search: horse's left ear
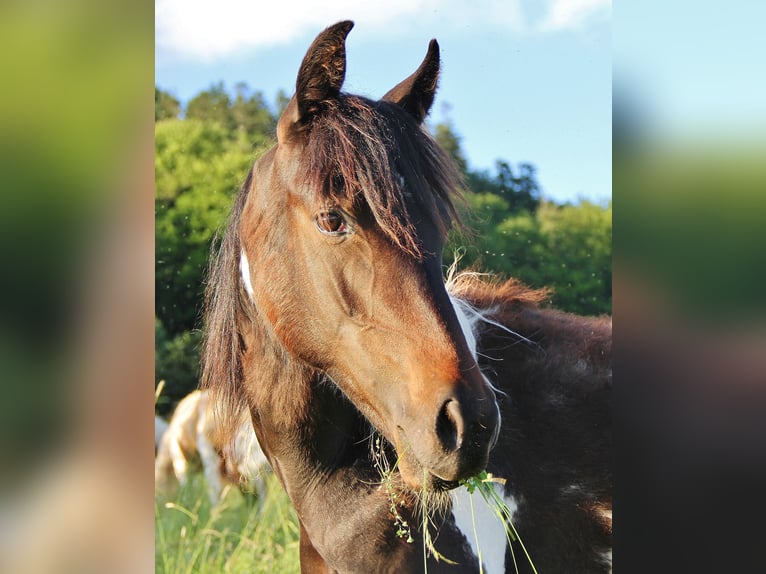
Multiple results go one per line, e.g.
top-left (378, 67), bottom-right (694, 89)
top-left (382, 39), bottom-right (440, 124)
top-left (277, 20), bottom-right (353, 141)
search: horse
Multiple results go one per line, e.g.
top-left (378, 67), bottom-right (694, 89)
top-left (154, 389), bottom-right (269, 504)
top-left (201, 21), bottom-right (611, 573)
top-left (155, 414), bottom-right (168, 453)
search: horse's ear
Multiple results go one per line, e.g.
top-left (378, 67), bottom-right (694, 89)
top-left (382, 39), bottom-right (440, 124)
top-left (282, 21), bottom-right (353, 131)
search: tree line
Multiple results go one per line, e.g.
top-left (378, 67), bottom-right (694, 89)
top-left (155, 84), bottom-right (611, 412)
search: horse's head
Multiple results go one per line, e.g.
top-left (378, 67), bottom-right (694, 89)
top-left (239, 21), bottom-right (499, 490)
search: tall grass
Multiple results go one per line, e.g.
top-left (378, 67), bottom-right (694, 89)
top-left (155, 472), bottom-right (300, 574)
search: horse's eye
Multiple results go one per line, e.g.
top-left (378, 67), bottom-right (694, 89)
top-left (316, 211), bottom-right (349, 235)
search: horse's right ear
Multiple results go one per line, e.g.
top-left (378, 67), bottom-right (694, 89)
top-left (382, 39), bottom-right (440, 124)
top-left (277, 20), bottom-right (353, 141)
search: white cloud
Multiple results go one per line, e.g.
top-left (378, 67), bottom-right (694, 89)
top-left (155, 0), bottom-right (437, 60)
top-left (538, 0), bottom-right (611, 32)
top-left (155, 0), bottom-right (528, 61)
top-left (155, 0), bottom-right (607, 61)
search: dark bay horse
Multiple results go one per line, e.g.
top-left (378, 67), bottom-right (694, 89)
top-left (202, 21), bottom-right (611, 573)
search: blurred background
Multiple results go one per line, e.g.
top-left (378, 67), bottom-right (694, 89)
top-left (0, 0), bottom-right (764, 572)
top-left (613, 2), bottom-right (766, 572)
top-left (0, 0), bottom-right (154, 572)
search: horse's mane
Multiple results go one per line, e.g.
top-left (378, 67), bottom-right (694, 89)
top-left (445, 267), bottom-right (550, 309)
top-left (199, 169), bottom-right (251, 444)
top-left (303, 94), bottom-right (465, 258)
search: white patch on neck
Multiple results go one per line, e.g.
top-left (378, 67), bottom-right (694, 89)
top-left (240, 250), bottom-right (255, 301)
top-left (450, 484), bottom-right (518, 574)
top-left (449, 294), bottom-right (479, 356)
top-left (448, 295), bottom-right (507, 403)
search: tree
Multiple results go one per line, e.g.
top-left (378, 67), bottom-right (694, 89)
top-left (231, 82), bottom-right (278, 138)
top-left (431, 118), bottom-right (609, 316)
top-left (447, 188), bottom-right (611, 317)
top-left (185, 82), bottom-right (233, 127)
top-left (465, 161), bottom-right (541, 215)
top-left (155, 119), bottom-right (269, 337)
top-left (432, 121), bottom-right (468, 175)
top-left (455, 200), bottom-right (612, 316)
top-left (155, 317), bottom-right (203, 415)
top-left (155, 86), bottom-right (180, 121)
top-left (155, 84), bottom-right (284, 399)
top-left (185, 81), bottom-right (278, 141)
top-left (537, 200), bottom-right (611, 315)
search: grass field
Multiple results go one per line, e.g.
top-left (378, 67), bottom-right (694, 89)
top-left (155, 472), bottom-right (300, 573)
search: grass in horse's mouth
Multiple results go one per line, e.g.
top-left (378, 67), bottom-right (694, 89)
top-left (370, 435), bottom-right (414, 543)
top-left (369, 433), bottom-right (455, 562)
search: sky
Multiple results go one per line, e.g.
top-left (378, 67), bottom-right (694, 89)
top-left (613, 1), bottom-right (766, 143)
top-left (155, 0), bottom-right (612, 204)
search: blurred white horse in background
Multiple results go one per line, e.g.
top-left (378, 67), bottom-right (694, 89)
top-left (154, 389), bottom-right (269, 504)
top-left (154, 415), bottom-right (168, 452)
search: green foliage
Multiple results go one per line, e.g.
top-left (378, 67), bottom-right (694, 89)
top-left (155, 318), bottom-right (203, 416)
top-left (433, 120), bottom-right (468, 174)
top-left (429, 120), bottom-right (611, 317)
top-left (186, 82), bottom-right (232, 128)
top-left (155, 119), bottom-right (271, 337)
top-left (186, 81), bottom-right (277, 141)
top-left (156, 87), bottom-right (181, 121)
top-left (466, 160), bottom-right (541, 214)
top-left (432, 122), bottom-right (540, 215)
top-left (155, 86), bottom-right (281, 408)
top-left (454, 202), bottom-right (611, 316)
top-left (451, 199), bottom-right (612, 316)
top-left (535, 201), bottom-right (612, 315)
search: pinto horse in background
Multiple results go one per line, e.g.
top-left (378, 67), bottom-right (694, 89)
top-left (154, 389), bottom-right (269, 504)
top-left (202, 21), bottom-right (611, 573)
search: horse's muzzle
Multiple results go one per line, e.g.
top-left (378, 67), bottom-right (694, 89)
top-left (401, 387), bottom-right (501, 485)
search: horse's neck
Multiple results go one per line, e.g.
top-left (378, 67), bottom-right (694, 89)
top-left (241, 317), bottom-right (372, 499)
top-left (243, 324), bottom-right (476, 572)
top-left (247, 369), bottom-right (412, 570)
top-left (240, 313), bottom-right (313, 427)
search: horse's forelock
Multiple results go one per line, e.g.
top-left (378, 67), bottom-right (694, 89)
top-left (302, 94), bottom-right (464, 258)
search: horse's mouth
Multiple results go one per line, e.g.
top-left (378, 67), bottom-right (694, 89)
top-left (399, 455), bottom-right (463, 494)
top-left (374, 430), bottom-right (464, 494)
top-left (429, 475), bottom-right (461, 491)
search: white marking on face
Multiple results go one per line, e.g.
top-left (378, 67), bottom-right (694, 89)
top-left (240, 250), bottom-right (255, 301)
top-left (450, 484), bottom-right (518, 574)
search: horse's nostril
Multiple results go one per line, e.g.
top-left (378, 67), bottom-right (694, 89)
top-left (436, 399), bottom-right (464, 452)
